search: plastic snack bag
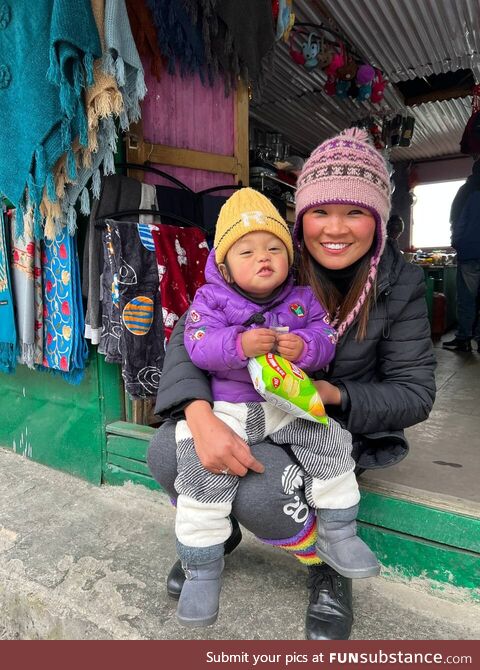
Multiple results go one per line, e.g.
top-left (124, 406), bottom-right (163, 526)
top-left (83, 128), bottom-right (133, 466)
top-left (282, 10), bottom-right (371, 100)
top-left (248, 353), bottom-right (328, 425)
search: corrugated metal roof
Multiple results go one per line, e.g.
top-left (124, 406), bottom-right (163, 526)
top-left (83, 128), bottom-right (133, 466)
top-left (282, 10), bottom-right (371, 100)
top-left (250, 0), bottom-right (480, 161)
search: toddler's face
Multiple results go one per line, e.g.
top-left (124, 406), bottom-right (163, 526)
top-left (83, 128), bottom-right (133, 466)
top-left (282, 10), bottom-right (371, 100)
top-left (221, 231), bottom-right (289, 298)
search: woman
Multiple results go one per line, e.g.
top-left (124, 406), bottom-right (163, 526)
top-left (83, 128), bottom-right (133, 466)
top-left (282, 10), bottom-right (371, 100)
top-left (148, 128), bottom-right (436, 640)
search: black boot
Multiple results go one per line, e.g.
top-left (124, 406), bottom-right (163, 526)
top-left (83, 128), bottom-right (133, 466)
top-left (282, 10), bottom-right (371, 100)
top-left (167, 517), bottom-right (242, 600)
top-left (442, 337), bottom-right (472, 352)
top-left (305, 563), bottom-right (353, 640)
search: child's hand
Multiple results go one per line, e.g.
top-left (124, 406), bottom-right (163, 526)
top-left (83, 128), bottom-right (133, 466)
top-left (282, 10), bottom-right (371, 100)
top-left (241, 328), bottom-right (276, 358)
top-left (276, 333), bottom-right (305, 362)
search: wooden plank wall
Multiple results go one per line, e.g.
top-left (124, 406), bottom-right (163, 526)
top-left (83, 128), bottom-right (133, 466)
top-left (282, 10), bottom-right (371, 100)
top-left (135, 67), bottom-right (241, 190)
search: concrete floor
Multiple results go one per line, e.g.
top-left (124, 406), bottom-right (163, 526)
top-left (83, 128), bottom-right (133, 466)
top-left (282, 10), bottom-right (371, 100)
top-left (1, 447), bottom-right (479, 640)
top-left (362, 336), bottom-right (480, 515)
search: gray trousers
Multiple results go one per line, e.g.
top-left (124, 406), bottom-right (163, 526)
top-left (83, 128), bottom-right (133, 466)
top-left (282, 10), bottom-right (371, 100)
top-left (175, 402), bottom-right (357, 509)
top-left (148, 419), bottom-right (350, 542)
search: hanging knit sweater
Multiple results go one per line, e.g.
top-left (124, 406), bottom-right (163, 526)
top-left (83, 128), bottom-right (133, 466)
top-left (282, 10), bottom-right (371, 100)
top-left (0, 0), bottom-right (101, 237)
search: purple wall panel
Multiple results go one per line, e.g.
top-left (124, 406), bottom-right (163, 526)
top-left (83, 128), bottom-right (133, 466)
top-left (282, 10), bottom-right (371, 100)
top-left (140, 67), bottom-right (235, 191)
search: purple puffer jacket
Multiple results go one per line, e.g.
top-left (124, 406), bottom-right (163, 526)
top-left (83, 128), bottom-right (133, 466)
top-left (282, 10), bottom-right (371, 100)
top-left (184, 251), bottom-right (337, 403)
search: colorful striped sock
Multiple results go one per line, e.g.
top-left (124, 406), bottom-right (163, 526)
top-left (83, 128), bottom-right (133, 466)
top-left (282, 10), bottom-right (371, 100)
top-left (258, 510), bottom-right (321, 565)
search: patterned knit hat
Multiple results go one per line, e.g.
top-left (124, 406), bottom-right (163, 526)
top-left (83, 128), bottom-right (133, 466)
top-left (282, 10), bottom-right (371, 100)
top-left (294, 127), bottom-right (391, 337)
top-left (214, 187), bottom-right (294, 265)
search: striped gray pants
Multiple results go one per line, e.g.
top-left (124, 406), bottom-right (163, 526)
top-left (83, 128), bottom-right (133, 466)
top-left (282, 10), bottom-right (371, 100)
top-left (175, 401), bottom-right (358, 513)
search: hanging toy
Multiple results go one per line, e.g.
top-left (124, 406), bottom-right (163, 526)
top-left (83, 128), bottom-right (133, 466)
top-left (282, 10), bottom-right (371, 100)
top-left (336, 79), bottom-right (351, 98)
top-left (302, 33), bottom-right (320, 69)
top-left (336, 54), bottom-right (358, 82)
top-left (356, 63), bottom-right (375, 101)
top-left (324, 42), bottom-right (345, 77)
top-left (275, 0), bottom-right (295, 42)
top-left (324, 75), bottom-right (336, 96)
top-left (371, 69), bottom-right (387, 103)
top-left (324, 42), bottom-right (345, 96)
top-left (317, 34), bottom-right (333, 69)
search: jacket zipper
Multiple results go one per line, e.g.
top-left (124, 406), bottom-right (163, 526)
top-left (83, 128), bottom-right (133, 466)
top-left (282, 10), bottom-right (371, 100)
top-left (382, 288), bottom-right (392, 339)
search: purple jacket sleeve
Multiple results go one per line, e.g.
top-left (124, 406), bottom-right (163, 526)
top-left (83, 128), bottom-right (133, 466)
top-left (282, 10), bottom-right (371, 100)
top-left (184, 286), bottom-right (248, 372)
top-left (291, 290), bottom-right (337, 373)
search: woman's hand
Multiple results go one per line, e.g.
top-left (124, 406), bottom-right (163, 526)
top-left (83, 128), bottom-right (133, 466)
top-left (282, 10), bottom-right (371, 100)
top-left (184, 401), bottom-right (265, 476)
top-left (313, 380), bottom-right (342, 406)
top-left (276, 333), bottom-right (305, 361)
top-left (241, 328), bottom-right (276, 358)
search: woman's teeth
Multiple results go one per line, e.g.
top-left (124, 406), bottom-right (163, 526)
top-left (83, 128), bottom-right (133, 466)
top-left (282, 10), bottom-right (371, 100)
top-left (322, 243), bottom-right (349, 250)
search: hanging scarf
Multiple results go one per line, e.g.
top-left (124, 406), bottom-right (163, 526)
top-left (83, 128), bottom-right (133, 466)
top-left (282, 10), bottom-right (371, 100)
top-left (125, 0), bottom-right (164, 82)
top-left (104, 0), bottom-right (148, 129)
top-left (34, 239), bottom-right (44, 365)
top-left (98, 222), bottom-right (123, 362)
top-left (0, 210), bottom-right (16, 373)
top-left (10, 210), bottom-right (37, 368)
top-left (146, 0), bottom-right (209, 82)
top-left (41, 230), bottom-right (88, 383)
top-left (107, 200), bottom-right (165, 398)
top-left (152, 224), bottom-right (209, 342)
top-left (0, 0), bottom-right (101, 238)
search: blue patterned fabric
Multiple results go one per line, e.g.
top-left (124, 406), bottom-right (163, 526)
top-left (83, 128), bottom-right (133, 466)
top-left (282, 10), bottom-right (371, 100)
top-left (41, 230), bottom-right (88, 383)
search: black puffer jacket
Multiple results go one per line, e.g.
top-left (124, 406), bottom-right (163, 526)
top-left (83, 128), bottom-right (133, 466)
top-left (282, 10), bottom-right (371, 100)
top-left (154, 240), bottom-right (436, 469)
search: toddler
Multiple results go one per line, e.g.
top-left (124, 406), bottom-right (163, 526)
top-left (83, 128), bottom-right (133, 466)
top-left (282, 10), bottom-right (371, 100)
top-left (174, 188), bottom-right (379, 628)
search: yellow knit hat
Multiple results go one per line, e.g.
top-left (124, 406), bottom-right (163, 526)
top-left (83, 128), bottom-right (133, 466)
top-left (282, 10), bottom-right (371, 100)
top-left (214, 188), bottom-right (294, 265)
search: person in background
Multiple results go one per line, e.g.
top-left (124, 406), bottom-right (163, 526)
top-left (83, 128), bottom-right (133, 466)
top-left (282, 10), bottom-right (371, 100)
top-left (443, 159), bottom-right (480, 353)
top-left (386, 214), bottom-right (405, 244)
top-left (148, 128), bottom-right (436, 640)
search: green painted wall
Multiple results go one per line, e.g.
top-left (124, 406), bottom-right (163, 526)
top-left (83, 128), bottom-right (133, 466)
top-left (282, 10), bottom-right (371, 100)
top-left (0, 350), bottom-right (123, 484)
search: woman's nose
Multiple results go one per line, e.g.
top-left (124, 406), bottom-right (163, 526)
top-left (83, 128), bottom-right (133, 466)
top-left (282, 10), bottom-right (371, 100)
top-left (324, 216), bottom-right (348, 235)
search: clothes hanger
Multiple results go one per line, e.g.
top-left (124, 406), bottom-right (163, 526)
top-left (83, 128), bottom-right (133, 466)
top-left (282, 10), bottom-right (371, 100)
top-left (95, 208), bottom-right (208, 233)
top-left (114, 162), bottom-right (195, 193)
top-left (195, 183), bottom-right (244, 197)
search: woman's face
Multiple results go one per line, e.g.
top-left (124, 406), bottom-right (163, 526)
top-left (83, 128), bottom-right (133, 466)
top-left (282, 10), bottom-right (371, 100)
top-left (302, 203), bottom-right (376, 270)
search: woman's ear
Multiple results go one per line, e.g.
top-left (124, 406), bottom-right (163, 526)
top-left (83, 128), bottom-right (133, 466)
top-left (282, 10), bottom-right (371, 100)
top-left (218, 263), bottom-right (233, 283)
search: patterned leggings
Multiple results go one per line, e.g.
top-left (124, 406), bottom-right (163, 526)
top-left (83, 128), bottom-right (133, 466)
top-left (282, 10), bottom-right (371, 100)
top-left (173, 402), bottom-right (358, 556)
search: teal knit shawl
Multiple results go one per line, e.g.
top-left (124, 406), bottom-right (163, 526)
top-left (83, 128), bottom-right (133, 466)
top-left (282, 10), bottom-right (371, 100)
top-left (0, 0), bottom-right (101, 235)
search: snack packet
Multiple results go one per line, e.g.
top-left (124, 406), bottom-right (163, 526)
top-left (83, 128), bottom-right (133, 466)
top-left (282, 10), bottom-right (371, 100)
top-left (248, 353), bottom-right (328, 425)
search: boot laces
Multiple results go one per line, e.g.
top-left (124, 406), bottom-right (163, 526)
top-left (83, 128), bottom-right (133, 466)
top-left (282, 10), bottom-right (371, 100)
top-left (307, 564), bottom-right (345, 603)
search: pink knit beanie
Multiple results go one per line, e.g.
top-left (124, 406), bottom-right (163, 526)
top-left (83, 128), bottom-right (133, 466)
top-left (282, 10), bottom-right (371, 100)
top-left (294, 127), bottom-right (391, 337)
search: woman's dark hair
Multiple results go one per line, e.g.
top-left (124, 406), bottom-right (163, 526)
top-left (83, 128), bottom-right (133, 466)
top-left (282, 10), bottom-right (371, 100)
top-left (298, 244), bottom-right (375, 341)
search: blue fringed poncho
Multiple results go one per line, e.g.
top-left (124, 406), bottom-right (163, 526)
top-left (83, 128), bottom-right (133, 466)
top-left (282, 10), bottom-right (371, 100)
top-left (0, 0), bottom-right (101, 234)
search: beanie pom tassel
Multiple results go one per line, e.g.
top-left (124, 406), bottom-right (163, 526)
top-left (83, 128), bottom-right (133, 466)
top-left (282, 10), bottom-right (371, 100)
top-left (340, 127), bottom-right (370, 142)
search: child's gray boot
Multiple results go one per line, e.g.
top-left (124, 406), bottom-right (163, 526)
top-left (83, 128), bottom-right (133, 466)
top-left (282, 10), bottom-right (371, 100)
top-left (315, 505), bottom-right (380, 579)
top-left (176, 552), bottom-right (225, 628)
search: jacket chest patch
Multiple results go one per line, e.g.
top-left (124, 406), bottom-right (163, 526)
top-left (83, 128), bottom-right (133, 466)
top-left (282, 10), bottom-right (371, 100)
top-left (289, 302), bottom-right (305, 318)
top-left (191, 326), bottom-right (206, 340)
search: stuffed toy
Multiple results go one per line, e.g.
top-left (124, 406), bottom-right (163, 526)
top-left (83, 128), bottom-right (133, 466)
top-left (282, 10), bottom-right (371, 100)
top-left (356, 63), bottom-right (375, 101)
top-left (302, 33), bottom-right (320, 69)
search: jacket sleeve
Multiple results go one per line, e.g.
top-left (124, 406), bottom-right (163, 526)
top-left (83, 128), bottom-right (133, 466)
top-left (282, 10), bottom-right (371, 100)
top-left (290, 291), bottom-right (337, 373)
top-left (184, 286), bottom-right (248, 372)
top-left (342, 266), bottom-right (436, 435)
top-left (153, 312), bottom-right (213, 421)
